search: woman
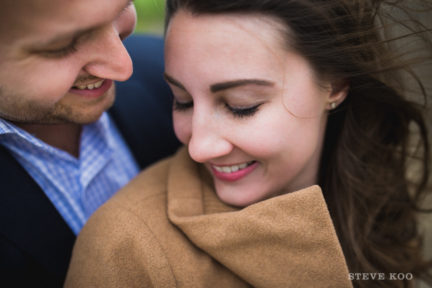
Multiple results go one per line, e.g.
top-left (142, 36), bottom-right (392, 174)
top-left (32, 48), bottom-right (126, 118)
top-left (65, 0), bottom-right (432, 287)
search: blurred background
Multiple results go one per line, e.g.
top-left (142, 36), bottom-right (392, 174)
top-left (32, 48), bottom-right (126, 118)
top-left (134, 0), bottom-right (166, 35)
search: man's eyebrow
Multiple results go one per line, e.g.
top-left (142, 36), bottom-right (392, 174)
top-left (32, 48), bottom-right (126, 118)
top-left (210, 79), bottom-right (275, 93)
top-left (35, 0), bottom-right (133, 47)
top-left (164, 73), bottom-right (186, 90)
top-left (34, 29), bottom-right (90, 48)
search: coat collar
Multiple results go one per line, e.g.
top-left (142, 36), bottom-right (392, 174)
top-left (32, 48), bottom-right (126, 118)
top-left (167, 147), bottom-right (352, 288)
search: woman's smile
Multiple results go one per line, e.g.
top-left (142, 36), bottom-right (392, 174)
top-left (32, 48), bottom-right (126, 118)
top-left (209, 160), bottom-right (258, 182)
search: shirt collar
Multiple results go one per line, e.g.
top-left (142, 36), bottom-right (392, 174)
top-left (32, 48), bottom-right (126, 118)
top-left (0, 113), bottom-right (113, 162)
top-left (0, 117), bottom-right (53, 151)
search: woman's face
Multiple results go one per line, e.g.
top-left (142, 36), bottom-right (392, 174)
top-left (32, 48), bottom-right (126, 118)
top-left (165, 11), bottom-right (343, 207)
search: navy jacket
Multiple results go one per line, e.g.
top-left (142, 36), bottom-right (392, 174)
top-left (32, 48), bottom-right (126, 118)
top-left (0, 35), bottom-right (180, 288)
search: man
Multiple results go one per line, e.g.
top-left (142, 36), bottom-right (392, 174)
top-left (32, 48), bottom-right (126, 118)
top-left (0, 0), bottom-right (179, 286)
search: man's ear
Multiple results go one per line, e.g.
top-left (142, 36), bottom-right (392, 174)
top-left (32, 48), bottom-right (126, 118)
top-left (327, 80), bottom-right (349, 110)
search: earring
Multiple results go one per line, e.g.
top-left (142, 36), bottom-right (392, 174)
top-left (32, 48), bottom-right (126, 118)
top-left (330, 102), bottom-right (337, 109)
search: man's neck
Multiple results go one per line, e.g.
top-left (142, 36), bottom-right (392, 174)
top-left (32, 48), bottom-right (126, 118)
top-left (13, 123), bottom-right (82, 158)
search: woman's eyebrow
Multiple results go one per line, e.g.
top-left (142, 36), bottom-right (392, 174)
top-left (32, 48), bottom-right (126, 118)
top-left (164, 73), bottom-right (186, 90)
top-left (164, 73), bottom-right (275, 93)
top-left (210, 79), bottom-right (275, 93)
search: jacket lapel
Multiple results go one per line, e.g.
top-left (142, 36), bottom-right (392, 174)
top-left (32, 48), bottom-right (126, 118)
top-left (0, 145), bottom-right (75, 284)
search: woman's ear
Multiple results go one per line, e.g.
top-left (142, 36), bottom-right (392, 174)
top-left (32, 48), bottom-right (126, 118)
top-left (327, 80), bottom-right (349, 110)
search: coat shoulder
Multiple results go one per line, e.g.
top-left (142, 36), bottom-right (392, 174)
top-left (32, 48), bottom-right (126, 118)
top-left (66, 158), bottom-right (177, 288)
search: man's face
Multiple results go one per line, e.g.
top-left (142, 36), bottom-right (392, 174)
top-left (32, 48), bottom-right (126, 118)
top-left (0, 0), bottom-right (136, 125)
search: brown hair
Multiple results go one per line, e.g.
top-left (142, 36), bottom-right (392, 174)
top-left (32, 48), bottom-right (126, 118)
top-left (165, 0), bottom-right (432, 287)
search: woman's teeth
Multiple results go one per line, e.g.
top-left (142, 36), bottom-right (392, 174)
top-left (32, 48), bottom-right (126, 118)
top-left (74, 80), bottom-right (104, 90)
top-left (213, 161), bottom-right (255, 173)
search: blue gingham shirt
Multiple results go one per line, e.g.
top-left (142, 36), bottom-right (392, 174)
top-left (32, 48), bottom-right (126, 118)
top-left (0, 113), bottom-right (139, 235)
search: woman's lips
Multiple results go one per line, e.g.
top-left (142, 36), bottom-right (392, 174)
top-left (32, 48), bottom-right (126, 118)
top-left (69, 79), bottom-right (113, 98)
top-left (210, 161), bottom-right (258, 182)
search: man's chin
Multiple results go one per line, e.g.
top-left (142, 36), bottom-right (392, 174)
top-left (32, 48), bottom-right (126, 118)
top-left (57, 107), bottom-right (111, 125)
top-left (27, 107), bottom-right (110, 126)
top-left (55, 91), bottom-right (116, 124)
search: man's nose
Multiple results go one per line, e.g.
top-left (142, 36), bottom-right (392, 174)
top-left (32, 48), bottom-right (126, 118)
top-left (82, 25), bottom-right (133, 82)
top-left (187, 112), bottom-right (233, 163)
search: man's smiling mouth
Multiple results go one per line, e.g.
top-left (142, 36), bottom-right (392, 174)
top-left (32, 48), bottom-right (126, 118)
top-left (72, 79), bottom-right (105, 90)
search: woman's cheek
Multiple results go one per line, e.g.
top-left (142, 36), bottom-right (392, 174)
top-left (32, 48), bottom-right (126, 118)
top-left (173, 113), bottom-right (192, 145)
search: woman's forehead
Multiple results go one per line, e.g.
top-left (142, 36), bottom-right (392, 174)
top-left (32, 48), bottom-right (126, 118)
top-left (164, 11), bottom-right (292, 86)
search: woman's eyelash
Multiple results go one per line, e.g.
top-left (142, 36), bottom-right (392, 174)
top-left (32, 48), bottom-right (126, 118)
top-left (173, 99), bottom-right (261, 118)
top-left (226, 104), bottom-right (261, 118)
top-left (173, 100), bottom-right (193, 111)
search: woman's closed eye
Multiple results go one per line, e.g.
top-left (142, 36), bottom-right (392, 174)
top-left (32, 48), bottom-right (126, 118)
top-left (173, 99), bottom-right (261, 118)
top-left (173, 99), bottom-right (193, 111)
top-left (225, 103), bottom-right (261, 118)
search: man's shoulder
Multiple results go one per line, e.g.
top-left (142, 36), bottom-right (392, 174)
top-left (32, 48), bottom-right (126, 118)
top-left (66, 155), bottom-right (180, 288)
top-left (0, 145), bottom-right (75, 286)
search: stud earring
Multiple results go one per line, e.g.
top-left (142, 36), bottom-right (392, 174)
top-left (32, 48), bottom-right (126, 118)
top-left (330, 102), bottom-right (337, 109)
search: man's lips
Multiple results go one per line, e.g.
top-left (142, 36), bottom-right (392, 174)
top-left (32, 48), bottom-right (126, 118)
top-left (69, 79), bottom-right (113, 98)
top-left (72, 79), bottom-right (105, 90)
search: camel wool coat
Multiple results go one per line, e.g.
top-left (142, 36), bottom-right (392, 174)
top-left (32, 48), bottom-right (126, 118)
top-left (65, 147), bottom-right (352, 288)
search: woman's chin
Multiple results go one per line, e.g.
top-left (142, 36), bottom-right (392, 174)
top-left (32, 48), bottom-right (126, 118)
top-left (214, 183), bottom-right (266, 207)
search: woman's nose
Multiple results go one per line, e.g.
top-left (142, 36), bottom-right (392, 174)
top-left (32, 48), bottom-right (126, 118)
top-left (187, 112), bottom-right (233, 163)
